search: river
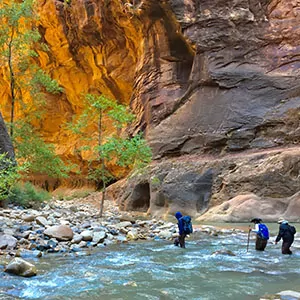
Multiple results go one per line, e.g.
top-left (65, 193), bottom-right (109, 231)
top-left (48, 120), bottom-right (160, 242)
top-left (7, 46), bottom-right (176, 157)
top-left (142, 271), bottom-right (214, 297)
top-left (0, 224), bottom-right (299, 300)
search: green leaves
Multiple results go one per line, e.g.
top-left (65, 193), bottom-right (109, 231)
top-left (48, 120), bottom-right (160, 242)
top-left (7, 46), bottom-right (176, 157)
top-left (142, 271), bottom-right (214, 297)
top-left (101, 134), bottom-right (152, 169)
top-left (0, 0), bottom-right (66, 180)
top-left (0, 153), bottom-right (25, 202)
top-left (13, 121), bottom-right (70, 179)
top-left (69, 94), bottom-right (152, 184)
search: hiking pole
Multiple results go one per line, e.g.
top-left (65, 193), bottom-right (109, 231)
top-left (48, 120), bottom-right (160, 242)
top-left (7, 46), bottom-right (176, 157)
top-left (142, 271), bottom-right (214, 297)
top-left (246, 226), bottom-right (251, 252)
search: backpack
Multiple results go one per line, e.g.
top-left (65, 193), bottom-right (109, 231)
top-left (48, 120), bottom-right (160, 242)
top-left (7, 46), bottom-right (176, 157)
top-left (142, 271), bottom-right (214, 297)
top-left (258, 224), bottom-right (269, 240)
top-left (181, 216), bottom-right (193, 234)
top-left (289, 225), bottom-right (296, 235)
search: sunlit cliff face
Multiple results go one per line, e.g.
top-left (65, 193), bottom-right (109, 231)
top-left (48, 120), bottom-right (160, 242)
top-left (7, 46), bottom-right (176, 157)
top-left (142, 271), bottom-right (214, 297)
top-left (1, 0), bottom-right (300, 188)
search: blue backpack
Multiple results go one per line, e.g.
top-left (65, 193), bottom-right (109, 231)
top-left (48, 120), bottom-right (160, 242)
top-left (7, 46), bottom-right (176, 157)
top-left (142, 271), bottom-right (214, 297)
top-left (181, 216), bottom-right (193, 234)
top-left (258, 224), bottom-right (269, 240)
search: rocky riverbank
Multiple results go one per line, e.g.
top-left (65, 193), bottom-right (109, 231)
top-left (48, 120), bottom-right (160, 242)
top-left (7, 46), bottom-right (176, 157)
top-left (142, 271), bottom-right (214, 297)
top-left (0, 194), bottom-right (240, 261)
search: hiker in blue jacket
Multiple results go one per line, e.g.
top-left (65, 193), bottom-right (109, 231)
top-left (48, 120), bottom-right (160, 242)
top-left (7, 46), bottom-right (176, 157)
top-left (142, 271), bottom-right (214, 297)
top-left (174, 211), bottom-right (186, 248)
top-left (250, 218), bottom-right (269, 251)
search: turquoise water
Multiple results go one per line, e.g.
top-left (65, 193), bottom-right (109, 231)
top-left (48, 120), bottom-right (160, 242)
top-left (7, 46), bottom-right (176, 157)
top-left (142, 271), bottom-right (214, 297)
top-left (0, 230), bottom-right (299, 300)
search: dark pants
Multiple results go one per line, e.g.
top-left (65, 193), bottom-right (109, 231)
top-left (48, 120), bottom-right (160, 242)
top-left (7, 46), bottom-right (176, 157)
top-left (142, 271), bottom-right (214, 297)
top-left (174, 234), bottom-right (186, 248)
top-left (255, 236), bottom-right (267, 251)
top-left (282, 241), bottom-right (293, 254)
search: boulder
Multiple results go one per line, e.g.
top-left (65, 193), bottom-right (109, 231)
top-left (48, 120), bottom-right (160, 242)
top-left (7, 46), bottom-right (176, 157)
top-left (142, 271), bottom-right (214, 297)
top-left (4, 258), bottom-right (37, 277)
top-left (44, 225), bottom-right (73, 241)
top-left (0, 234), bottom-right (17, 250)
top-left (113, 222), bottom-right (132, 229)
top-left (22, 214), bottom-right (35, 222)
top-left (277, 290), bottom-right (300, 299)
top-left (197, 192), bottom-right (300, 222)
top-left (80, 230), bottom-right (93, 241)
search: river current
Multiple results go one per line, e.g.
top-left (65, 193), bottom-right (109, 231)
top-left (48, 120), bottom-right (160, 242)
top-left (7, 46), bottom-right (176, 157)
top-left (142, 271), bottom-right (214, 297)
top-left (0, 224), bottom-right (299, 300)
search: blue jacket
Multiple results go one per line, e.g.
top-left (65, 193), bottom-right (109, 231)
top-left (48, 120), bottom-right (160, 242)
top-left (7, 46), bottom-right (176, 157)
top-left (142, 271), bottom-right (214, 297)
top-left (175, 212), bottom-right (184, 235)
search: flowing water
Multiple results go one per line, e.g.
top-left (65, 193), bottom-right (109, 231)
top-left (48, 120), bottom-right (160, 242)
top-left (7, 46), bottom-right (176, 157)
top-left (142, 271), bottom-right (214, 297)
top-left (0, 225), bottom-right (299, 300)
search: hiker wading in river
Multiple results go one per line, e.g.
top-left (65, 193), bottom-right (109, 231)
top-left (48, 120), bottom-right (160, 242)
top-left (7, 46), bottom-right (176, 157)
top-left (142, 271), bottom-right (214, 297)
top-left (249, 218), bottom-right (269, 251)
top-left (174, 212), bottom-right (193, 248)
top-left (275, 217), bottom-right (296, 255)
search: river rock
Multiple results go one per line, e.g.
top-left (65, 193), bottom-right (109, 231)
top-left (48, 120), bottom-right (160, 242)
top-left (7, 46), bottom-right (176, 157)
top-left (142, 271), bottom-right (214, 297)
top-left (113, 221), bottom-right (132, 229)
top-left (36, 216), bottom-right (49, 227)
top-left (22, 214), bottom-right (35, 222)
top-left (44, 225), bottom-right (73, 241)
top-left (277, 290), bottom-right (300, 299)
top-left (158, 230), bottom-right (173, 239)
top-left (4, 257), bottom-right (37, 277)
top-left (211, 250), bottom-right (236, 256)
top-left (81, 230), bottom-right (93, 241)
top-left (119, 214), bottom-right (136, 224)
top-left (0, 234), bottom-right (17, 250)
top-left (78, 241), bottom-right (87, 248)
top-left (126, 229), bottom-right (139, 241)
top-left (72, 233), bottom-right (83, 244)
top-left (92, 231), bottom-right (106, 244)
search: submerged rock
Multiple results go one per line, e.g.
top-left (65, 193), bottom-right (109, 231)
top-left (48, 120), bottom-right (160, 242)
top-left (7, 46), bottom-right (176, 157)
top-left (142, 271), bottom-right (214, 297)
top-left (211, 249), bottom-right (236, 256)
top-left (4, 257), bottom-right (37, 277)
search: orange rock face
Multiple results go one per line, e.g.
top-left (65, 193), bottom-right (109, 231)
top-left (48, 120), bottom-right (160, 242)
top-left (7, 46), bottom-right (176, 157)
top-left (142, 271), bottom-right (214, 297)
top-left (0, 0), bottom-right (300, 193)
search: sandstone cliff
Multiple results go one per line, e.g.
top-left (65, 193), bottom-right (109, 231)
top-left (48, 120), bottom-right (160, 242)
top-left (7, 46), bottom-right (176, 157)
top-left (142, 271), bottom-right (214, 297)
top-left (0, 0), bottom-right (299, 220)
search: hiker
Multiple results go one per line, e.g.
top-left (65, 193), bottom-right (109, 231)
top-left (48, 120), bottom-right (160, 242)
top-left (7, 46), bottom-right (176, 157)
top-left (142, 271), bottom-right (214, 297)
top-left (275, 217), bottom-right (296, 255)
top-left (174, 211), bottom-right (193, 248)
top-left (250, 218), bottom-right (269, 251)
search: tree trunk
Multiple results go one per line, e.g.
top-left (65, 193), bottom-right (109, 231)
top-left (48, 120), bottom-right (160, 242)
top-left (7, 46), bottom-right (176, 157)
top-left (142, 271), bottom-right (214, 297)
top-left (0, 111), bottom-right (15, 208)
top-left (0, 112), bottom-right (15, 160)
top-left (98, 110), bottom-right (105, 217)
top-left (8, 28), bottom-right (16, 138)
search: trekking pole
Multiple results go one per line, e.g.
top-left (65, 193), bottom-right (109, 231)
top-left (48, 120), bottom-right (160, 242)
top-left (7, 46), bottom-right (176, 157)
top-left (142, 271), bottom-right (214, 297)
top-left (246, 226), bottom-right (251, 252)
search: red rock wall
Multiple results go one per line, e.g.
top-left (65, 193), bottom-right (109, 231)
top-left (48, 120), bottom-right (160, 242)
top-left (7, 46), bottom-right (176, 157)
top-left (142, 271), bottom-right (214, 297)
top-left (0, 0), bottom-right (299, 186)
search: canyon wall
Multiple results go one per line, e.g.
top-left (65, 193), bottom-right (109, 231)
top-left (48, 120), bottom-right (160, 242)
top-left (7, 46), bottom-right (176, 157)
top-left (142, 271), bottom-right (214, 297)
top-left (0, 0), bottom-right (299, 219)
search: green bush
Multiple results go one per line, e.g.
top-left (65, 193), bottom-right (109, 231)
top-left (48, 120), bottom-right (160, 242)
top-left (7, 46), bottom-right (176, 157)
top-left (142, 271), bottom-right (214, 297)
top-left (8, 182), bottom-right (51, 208)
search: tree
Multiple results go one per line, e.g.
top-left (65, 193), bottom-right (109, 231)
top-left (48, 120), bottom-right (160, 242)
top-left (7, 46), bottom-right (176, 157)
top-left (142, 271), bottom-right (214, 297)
top-left (69, 94), bottom-right (152, 216)
top-left (0, 0), bottom-right (68, 179)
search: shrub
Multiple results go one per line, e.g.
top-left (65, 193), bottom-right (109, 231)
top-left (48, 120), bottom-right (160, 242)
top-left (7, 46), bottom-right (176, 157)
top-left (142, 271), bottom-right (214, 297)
top-left (8, 182), bottom-right (51, 208)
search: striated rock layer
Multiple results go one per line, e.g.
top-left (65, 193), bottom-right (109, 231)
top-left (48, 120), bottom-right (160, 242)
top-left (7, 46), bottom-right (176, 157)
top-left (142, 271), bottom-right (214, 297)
top-left (0, 0), bottom-right (299, 218)
top-left (108, 148), bottom-right (300, 221)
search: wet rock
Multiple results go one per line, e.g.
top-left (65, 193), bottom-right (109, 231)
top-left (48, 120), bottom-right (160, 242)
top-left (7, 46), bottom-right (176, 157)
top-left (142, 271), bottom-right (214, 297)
top-left (0, 234), bottom-right (17, 250)
top-left (277, 290), bottom-right (300, 299)
top-left (4, 257), bottom-right (37, 277)
top-left (44, 225), bottom-right (74, 241)
top-left (127, 229), bottom-right (139, 241)
top-left (158, 230), bottom-right (173, 239)
top-left (211, 250), bottom-right (236, 256)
